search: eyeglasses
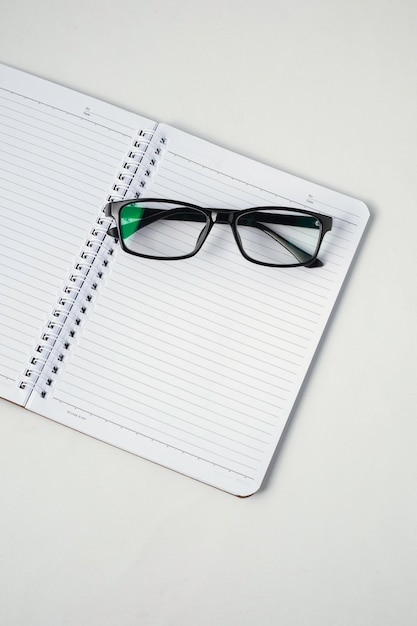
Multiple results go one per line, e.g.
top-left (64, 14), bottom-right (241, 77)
top-left (104, 198), bottom-right (333, 268)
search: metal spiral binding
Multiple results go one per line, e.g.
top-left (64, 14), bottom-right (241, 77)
top-left (106, 129), bottom-right (167, 201)
top-left (19, 127), bottom-right (167, 397)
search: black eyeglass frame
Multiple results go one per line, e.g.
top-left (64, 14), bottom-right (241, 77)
top-left (104, 198), bottom-right (333, 268)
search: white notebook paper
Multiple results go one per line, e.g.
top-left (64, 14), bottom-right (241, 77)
top-left (0, 63), bottom-right (369, 495)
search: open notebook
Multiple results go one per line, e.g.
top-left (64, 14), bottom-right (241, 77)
top-left (0, 63), bottom-right (369, 495)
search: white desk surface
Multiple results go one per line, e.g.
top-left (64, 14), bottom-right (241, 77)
top-left (1, 2), bottom-right (416, 625)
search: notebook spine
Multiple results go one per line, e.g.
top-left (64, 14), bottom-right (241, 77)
top-left (19, 127), bottom-right (167, 397)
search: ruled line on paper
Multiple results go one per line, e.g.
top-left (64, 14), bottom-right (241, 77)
top-left (0, 88), bottom-right (136, 137)
top-left (0, 329), bottom-right (33, 348)
top-left (164, 152), bottom-right (295, 205)
top-left (0, 275), bottom-right (57, 303)
top-left (85, 325), bottom-right (293, 402)
top-left (0, 351), bottom-right (28, 369)
top-left (0, 194), bottom-right (96, 227)
top-left (0, 129), bottom-right (115, 183)
top-left (115, 246), bottom-right (330, 309)
top-left (0, 240), bottom-right (70, 277)
top-left (164, 150), bottom-right (364, 222)
top-left (69, 331), bottom-right (288, 415)
top-left (60, 365), bottom-right (277, 441)
top-left (0, 371), bottom-right (16, 383)
top-left (0, 120), bottom-right (121, 171)
top-left (90, 312), bottom-right (299, 380)
top-left (52, 396), bottom-right (257, 480)
top-left (0, 187), bottom-right (99, 224)
top-left (0, 308), bottom-right (43, 332)
top-left (101, 288), bottom-right (315, 356)
top-left (53, 388), bottom-right (262, 473)
top-left (0, 93), bottom-right (135, 141)
top-left (0, 288), bottom-right (51, 314)
top-left (0, 156), bottom-right (105, 197)
top-left (0, 343), bottom-right (28, 363)
top-left (77, 110), bottom-right (139, 133)
top-left (104, 278), bottom-right (315, 351)
top-left (0, 135), bottom-right (109, 186)
top-left (0, 158), bottom-right (106, 202)
top-left (94, 299), bottom-right (304, 376)
top-left (112, 271), bottom-right (324, 340)
top-left (59, 370), bottom-right (267, 460)
top-left (56, 385), bottom-right (263, 470)
top-left (4, 222), bottom-right (77, 257)
top-left (0, 183), bottom-right (97, 218)
top-left (62, 335), bottom-right (284, 428)
top-left (0, 112), bottom-right (129, 159)
top-left (64, 357), bottom-right (273, 445)
top-left (0, 225), bottom-right (78, 262)
top-left (0, 255), bottom-right (64, 285)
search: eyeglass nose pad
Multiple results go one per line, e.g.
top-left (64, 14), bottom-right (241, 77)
top-left (195, 219), bottom-right (212, 249)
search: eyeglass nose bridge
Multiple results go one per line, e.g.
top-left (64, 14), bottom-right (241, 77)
top-left (195, 210), bottom-right (234, 251)
top-left (212, 210), bottom-right (234, 225)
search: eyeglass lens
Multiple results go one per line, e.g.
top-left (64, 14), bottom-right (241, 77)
top-left (120, 202), bottom-right (209, 258)
top-left (235, 209), bottom-right (322, 265)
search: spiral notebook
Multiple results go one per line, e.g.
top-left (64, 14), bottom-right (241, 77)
top-left (0, 63), bottom-right (369, 495)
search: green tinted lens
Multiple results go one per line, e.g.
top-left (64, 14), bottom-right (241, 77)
top-left (120, 203), bottom-right (145, 240)
top-left (119, 202), bottom-right (209, 258)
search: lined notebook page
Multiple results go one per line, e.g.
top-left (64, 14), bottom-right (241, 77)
top-left (31, 125), bottom-right (369, 495)
top-left (0, 64), bottom-right (154, 403)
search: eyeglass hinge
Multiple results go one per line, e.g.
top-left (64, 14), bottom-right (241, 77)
top-left (107, 226), bottom-right (118, 238)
